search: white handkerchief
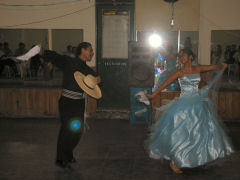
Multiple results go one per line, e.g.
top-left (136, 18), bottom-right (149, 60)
top-left (135, 91), bottom-right (150, 106)
top-left (16, 45), bottom-right (40, 61)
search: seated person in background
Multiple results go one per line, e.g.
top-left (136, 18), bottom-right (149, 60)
top-left (0, 43), bottom-right (4, 58)
top-left (3, 42), bottom-right (13, 57)
top-left (30, 54), bottom-right (43, 77)
top-left (64, 45), bottom-right (75, 58)
top-left (0, 57), bottom-right (19, 77)
top-left (14, 42), bottom-right (28, 56)
top-left (0, 42), bottom-right (19, 77)
top-left (30, 45), bottom-right (43, 77)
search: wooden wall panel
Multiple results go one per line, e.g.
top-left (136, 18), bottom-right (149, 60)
top-left (232, 92), bottom-right (240, 119)
top-left (48, 89), bottom-right (54, 115)
top-left (152, 94), bottom-right (161, 107)
top-left (0, 88), bottom-right (239, 120)
top-left (10, 89), bottom-right (18, 115)
top-left (152, 91), bottom-right (240, 120)
top-left (0, 88), bottom-right (62, 117)
top-left (86, 96), bottom-right (97, 115)
top-left (225, 92), bottom-right (233, 118)
top-left (218, 92), bottom-right (226, 118)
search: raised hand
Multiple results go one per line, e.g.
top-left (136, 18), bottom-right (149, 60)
top-left (146, 94), bottom-right (154, 100)
top-left (96, 76), bottom-right (101, 84)
top-left (38, 44), bottom-right (43, 55)
top-left (16, 45), bottom-right (41, 61)
top-left (217, 62), bottom-right (227, 69)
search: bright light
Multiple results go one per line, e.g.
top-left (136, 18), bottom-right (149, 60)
top-left (148, 34), bottom-right (162, 48)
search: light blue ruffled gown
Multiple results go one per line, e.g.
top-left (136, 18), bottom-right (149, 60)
top-left (148, 73), bottom-right (234, 168)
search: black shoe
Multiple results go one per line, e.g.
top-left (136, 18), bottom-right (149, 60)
top-left (55, 160), bottom-right (72, 169)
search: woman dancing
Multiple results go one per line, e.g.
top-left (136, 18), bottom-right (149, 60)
top-left (146, 48), bottom-right (234, 174)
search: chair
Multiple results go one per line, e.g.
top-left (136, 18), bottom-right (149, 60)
top-left (19, 61), bottom-right (31, 80)
top-left (2, 65), bottom-right (14, 79)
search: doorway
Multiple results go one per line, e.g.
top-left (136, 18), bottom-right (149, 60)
top-left (96, 4), bottom-right (134, 109)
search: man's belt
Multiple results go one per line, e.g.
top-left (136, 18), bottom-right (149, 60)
top-left (62, 89), bottom-right (85, 99)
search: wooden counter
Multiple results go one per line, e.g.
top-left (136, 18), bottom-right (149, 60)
top-left (0, 86), bottom-right (239, 119)
top-left (0, 70), bottom-right (239, 119)
top-left (0, 87), bottom-right (97, 118)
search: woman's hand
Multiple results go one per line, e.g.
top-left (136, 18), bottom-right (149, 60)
top-left (38, 44), bottom-right (43, 55)
top-left (217, 62), bottom-right (227, 69)
top-left (146, 94), bottom-right (154, 100)
top-left (96, 76), bottom-right (101, 84)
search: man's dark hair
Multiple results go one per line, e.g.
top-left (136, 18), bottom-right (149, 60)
top-left (75, 42), bottom-right (92, 58)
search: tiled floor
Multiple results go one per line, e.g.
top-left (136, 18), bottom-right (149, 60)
top-left (0, 117), bottom-right (239, 180)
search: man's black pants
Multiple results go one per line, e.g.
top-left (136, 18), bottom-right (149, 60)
top-left (57, 96), bottom-right (85, 162)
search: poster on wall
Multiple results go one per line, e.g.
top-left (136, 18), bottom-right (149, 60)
top-left (102, 11), bottom-right (129, 59)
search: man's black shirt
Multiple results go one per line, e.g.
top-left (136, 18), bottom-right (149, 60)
top-left (43, 50), bottom-right (97, 93)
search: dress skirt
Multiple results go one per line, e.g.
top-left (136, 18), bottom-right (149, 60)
top-left (148, 93), bottom-right (234, 168)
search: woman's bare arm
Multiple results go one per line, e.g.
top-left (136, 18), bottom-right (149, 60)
top-left (147, 70), bottom-right (181, 99)
top-left (196, 62), bottom-right (227, 72)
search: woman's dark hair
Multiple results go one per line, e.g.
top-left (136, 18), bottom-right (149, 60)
top-left (75, 42), bottom-right (92, 58)
top-left (179, 48), bottom-right (195, 61)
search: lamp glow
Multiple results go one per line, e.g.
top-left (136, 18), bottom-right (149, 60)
top-left (149, 34), bottom-right (162, 48)
top-left (170, 18), bottom-right (174, 26)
